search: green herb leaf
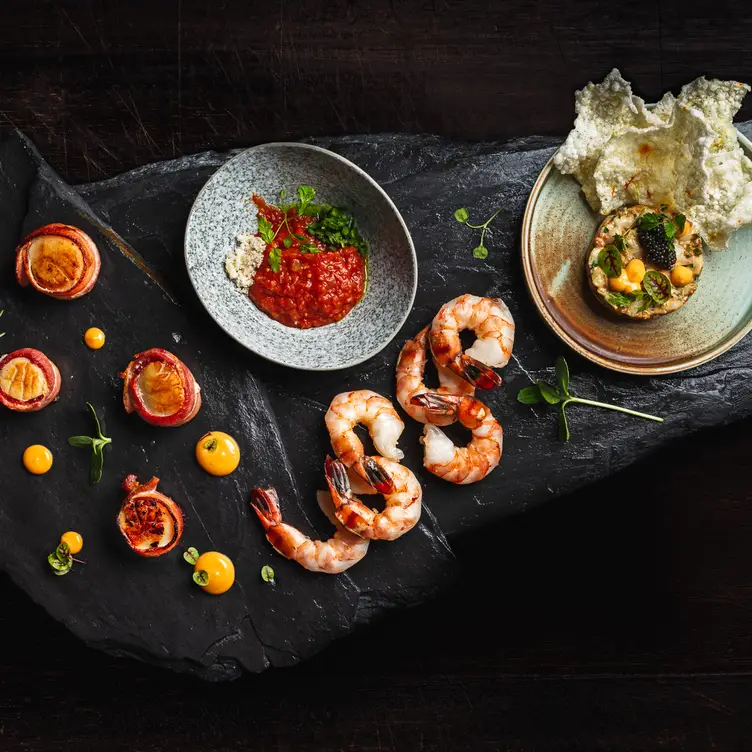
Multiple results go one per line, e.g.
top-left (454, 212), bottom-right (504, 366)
top-left (193, 570), bottom-right (210, 587)
top-left (279, 188), bottom-right (287, 203)
top-left (472, 245), bottom-right (488, 260)
top-left (86, 402), bottom-right (105, 440)
top-left (664, 221), bottom-right (677, 239)
top-left (454, 207), bottom-right (469, 223)
top-left (537, 380), bottom-right (561, 405)
top-left (261, 565), bottom-right (275, 583)
top-left (282, 236), bottom-right (293, 249)
top-left (48, 553), bottom-right (71, 574)
top-left (268, 247), bottom-right (282, 273)
top-left (642, 270), bottom-right (671, 304)
top-left (597, 245), bottom-right (623, 278)
top-left (517, 385), bottom-right (543, 405)
top-left (90, 447), bottom-right (104, 485)
top-left (183, 547), bottom-right (200, 565)
top-left (67, 436), bottom-right (94, 448)
top-left (257, 215), bottom-right (276, 244)
top-left (299, 243), bottom-right (321, 254)
top-left (674, 214), bottom-right (686, 235)
top-left (56, 542), bottom-right (71, 562)
top-left (293, 233), bottom-right (306, 241)
top-left (606, 292), bottom-right (636, 308)
top-left (558, 404), bottom-right (570, 441)
top-left (637, 213), bottom-right (662, 231)
top-left (297, 185), bottom-right (316, 214)
top-left (612, 234), bottom-right (627, 253)
top-left (555, 356), bottom-right (570, 397)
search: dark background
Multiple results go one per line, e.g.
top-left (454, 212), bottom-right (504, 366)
top-left (2, 1), bottom-right (752, 749)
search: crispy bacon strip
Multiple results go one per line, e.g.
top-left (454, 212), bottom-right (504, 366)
top-left (117, 474), bottom-right (184, 558)
top-left (120, 348), bottom-right (201, 427)
top-left (0, 348), bottom-right (61, 412)
top-left (16, 223), bottom-right (101, 300)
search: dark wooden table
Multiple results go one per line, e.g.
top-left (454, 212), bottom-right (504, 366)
top-left (2, 1), bottom-right (752, 749)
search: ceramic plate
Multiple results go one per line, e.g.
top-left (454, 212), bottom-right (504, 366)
top-left (522, 131), bottom-right (752, 375)
top-left (185, 143), bottom-right (417, 370)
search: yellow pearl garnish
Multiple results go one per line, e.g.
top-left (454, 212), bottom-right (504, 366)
top-left (195, 552), bottom-right (235, 595)
top-left (195, 431), bottom-right (240, 476)
top-left (84, 327), bottom-right (106, 350)
top-left (23, 444), bottom-right (53, 475)
top-left (60, 531), bottom-right (83, 555)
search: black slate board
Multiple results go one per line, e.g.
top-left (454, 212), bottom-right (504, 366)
top-left (78, 128), bottom-right (752, 540)
top-left (0, 132), bottom-right (455, 681)
top-left (3, 125), bottom-right (752, 680)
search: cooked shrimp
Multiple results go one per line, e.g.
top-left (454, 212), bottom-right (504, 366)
top-left (325, 390), bottom-right (404, 493)
top-left (396, 326), bottom-right (475, 425)
top-left (430, 294), bottom-right (515, 388)
top-left (325, 455), bottom-right (422, 541)
top-left (411, 393), bottom-right (503, 484)
top-left (250, 482), bottom-right (369, 574)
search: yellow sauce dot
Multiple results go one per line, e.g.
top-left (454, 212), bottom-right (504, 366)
top-left (670, 265), bottom-right (694, 288)
top-left (60, 531), bottom-right (83, 555)
top-left (195, 431), bottom-right (240, 476)
top-left (84, 327), bottom-right (106, 350)
top-left (195, 552), bottom-right (235, 595)
top-left (23, 444), bottom-right (53, 475)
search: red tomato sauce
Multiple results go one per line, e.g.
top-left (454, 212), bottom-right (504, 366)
top-left (249, 196), bottom-right (367, 329)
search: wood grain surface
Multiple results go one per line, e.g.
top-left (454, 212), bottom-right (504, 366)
top-left (1, 1), bottom-right (752, 749)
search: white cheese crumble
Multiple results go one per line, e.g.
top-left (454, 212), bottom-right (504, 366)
top-left (224, 234), bottom-right (266, 292)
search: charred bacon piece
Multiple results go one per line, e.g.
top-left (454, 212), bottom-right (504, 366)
top-left (117, 474), bottom-right (184, 557)
top-left (16, 224), bottom-right (101, 300)
top-left (0, 348), bottom-right (61, 412)
top-left (120, 348), bottom-right (201, 427)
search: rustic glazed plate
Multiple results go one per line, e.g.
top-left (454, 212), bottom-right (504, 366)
top-left (522, 131), bottom-right (752, 375)
top-left (185, 143), bottom-right (417, 370)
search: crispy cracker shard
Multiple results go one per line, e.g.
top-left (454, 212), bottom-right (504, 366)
top-left (555, 69), bottom-right (752, 249)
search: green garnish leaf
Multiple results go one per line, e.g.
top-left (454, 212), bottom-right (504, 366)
top-left (472, 245), bottom-right (488, 260)
top-left (203, 438), bottom-right (218, 452)
top-left (454, 207), bottom-right (469, 223)
top-left (612, 234), bottom-right (627, 253)
top-left (606, 292), bottom-right (636, 308)
top-left (278, 188), bottom-right (287, 203)
top-left (637, 213), bottom-right (662, 231)
top-left (67, 436), bottom-right (94, 448)
top-left (555, 356), bottom-right (570, 397)
top-left (299, 243), bottom-right (320, 254)
top-left (597, 245), bottom-right (623, 278)
top-left (261, 565), bottom-right (275, 583)
top-left (454, 205), bottom-right (502, 260)
top-left (183, 547), bottom-right (200, 565)
top-left (68, 404), bottom-right (112, 485)
top-left (537, 380), bottom-right (561, 405)
top-left (642, 270), bottom-right (671, 304)
top-left (193, 570), bottom-right (210, 587)
top-left (257, 215), bottom-right (276, 245)
top-left (674, 214), bottom-right (686, 234)
top-left (268, 247), bottom-right (282, 273)
top-left (297, 185), bottom-right (316, 214)
top-left (517, 356), bottom-right (664, 440)
top-left (664, 221), bottom-right (677, 239)
top-left (282, 236), bottom-right (293, 249)
top-left (516, 385), bottom-right (543, 405)
top-left (56, 542), bottom-right (71, 561)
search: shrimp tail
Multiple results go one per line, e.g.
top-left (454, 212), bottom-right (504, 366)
top-left (355, 456), bottom-right (396, 495)
top-left (250, 487), bottom-right (282, 530)
top-left (325, 455), bottom-right (373, 537)
top-left (458, 354), bottom-right (502, 389)
top-left (410, 392), bottom-right (461, 416)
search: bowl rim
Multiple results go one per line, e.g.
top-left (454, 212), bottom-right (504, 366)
top-left (521, 129), bottom-right (752, 376)
top-left (184, 141), bottom-right (418, 371)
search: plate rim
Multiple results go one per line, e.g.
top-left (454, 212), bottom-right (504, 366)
top-left (184, 141), bottom-right (418, 372)
top-left (521, 129), bottom-right (752, 376)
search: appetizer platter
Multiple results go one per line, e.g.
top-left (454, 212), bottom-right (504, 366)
top-left (2, 69), bottom-right (752, 680)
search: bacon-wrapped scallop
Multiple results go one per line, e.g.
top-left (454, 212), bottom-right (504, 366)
top-left (16, 224), bottom-right (101, 300)
top-left (120, 348), bottom-right (201, 427)
top-left (0, 348), bottom-right (61, 412)
top-left (117, 474), bottom-right (184, 557)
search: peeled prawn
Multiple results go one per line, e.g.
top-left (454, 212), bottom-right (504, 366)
top-left (411, 393), bottom-right (503, 484)
top-left (325, 390), bottom-right (404, 493)
top-left (250, 480), bottom-right (369, 574)
top-left (396, 326), bottom-right (475, 425)
top-left (430, 294), bottom-right (515, 388)
top-left (325, 455), bottom-right (422, 541)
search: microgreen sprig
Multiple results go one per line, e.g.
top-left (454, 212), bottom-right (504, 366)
top-left (67, 402), bottom-right (112, 484)
top-left (183, 546), bottom-right (210, 586)
top-left (261, 565), bottom-right (275, 584)
top-left (453, 205), bottom-right (503, 259)
top-left (47, 541), bottom-right (84, 576)
top-left (517, 356), bottom-right (664, 441)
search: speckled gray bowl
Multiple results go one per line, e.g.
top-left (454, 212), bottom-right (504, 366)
top-left (185, 143), bottom-right (417, 370)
